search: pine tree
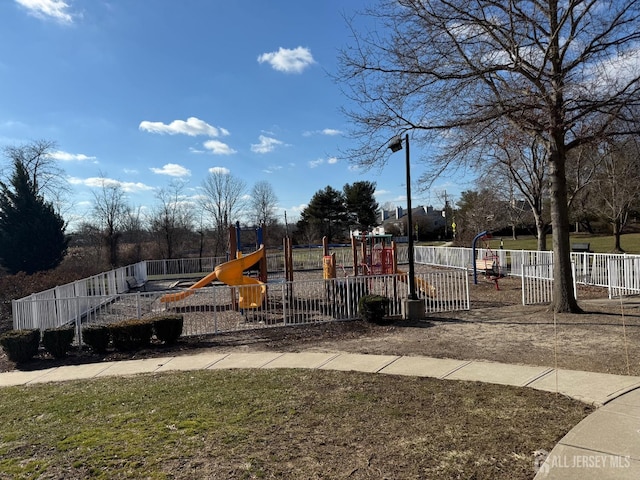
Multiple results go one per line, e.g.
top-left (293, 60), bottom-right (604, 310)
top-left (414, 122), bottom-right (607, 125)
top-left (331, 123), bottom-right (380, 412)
top-left (298, 186), bottom-right (349, 243)
top-left (343, 181), bottom-right (379, 231)
top-left (0, 160), bottom-right (68, 274)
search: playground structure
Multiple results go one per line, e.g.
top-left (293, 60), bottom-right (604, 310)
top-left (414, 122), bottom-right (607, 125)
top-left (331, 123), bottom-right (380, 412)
top-left (160, 224), bottom-right (267, 309)
top-left (472, 231), bottom-right (501, 289)
top-left (318, 233), bottom-right (436, 298)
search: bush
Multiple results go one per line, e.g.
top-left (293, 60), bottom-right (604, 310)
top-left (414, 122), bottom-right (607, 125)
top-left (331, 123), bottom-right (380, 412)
top-left (0, 329), bottom-right (40, 363)
top-left (358, 295), bottom-right (391, 325)
top-left (42, 325), bottom-right (75, 359)
top-left (82, 324), bottom-right (110, 353)
top-left (153, 315), bottom-right (183, 344)
top-left (109, 319), bottom-right (153, 352)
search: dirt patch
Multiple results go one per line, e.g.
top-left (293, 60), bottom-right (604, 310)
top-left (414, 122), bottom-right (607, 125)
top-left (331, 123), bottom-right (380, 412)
top-left (2, 275), bottom-right (640, 376)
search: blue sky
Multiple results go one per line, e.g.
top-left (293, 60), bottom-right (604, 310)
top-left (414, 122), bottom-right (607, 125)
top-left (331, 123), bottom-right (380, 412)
top-left (0, 0), bottom-right (453, 230)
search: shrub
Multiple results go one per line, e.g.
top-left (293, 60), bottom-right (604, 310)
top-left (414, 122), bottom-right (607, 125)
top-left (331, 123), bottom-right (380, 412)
top-left (82, 324), bottom-right (110, 353)
top-left (358, 295), bottom-right (391, 325)
top-left (42, 325), bottom-right (75, 359)
top-left (109, 319), bottom-right (153, 352)
top-left (0, 329), bottom-right (40, 364)
top-left (152, 315), bottom-right (184, 344)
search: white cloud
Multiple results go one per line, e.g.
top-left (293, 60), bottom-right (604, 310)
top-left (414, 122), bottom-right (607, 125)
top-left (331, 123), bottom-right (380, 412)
top-left (374, 189), bottom-right (391, 197)
top-left (291, 203), bottom-right (307, 212)
top-left (257, 46), bottom-right (316, 74)
top-left (150, 163), bottom-right (191, 177)
top-left (309, 156), bottom-right (338, 168)
top-left (303, 128), bottom-right (343, 137)
top-left (139, 117), bottom-right (229, 137)
top-left (48, 150), bottom-right (97, 162)
top-left (203, 140), bottom-right (236, 155)
top-left (322, 128), bottom-right (342, 136)
top-left (263, 165), bottom-right (283, 174)
top-left (15, 0), bottom-right (74, 23)
top-left (251, 135), bottom-right (283, 154)
top-left (68, 176), bottom-right (154, 193)
top-left (208, 166), bottom-right (230, 175)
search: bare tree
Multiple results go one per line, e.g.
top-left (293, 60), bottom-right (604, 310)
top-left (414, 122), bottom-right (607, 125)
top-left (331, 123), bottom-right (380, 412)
top-left (590, 138), bottom-right (640, 252)
top-left (200, 170), bottom-right (246, 255)
top-left (338, 0), bottom-right (640, 312)
top-left (3, 139), bottom-right (70, 213)
top-left (454, 189), bottom-right (509, 243)
top-left (489, 135), bottom-right (549, 250)
top-left (148, 181), bottom-right (194, 259)
top-left (121, 205), bottom-right (146, 263)
top-left (249, 180), bottom-right (279, 227)
top-left (92, 177), bottom-right (128, 267)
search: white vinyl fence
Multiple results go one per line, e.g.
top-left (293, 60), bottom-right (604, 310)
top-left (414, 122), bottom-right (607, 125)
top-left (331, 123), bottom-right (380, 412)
top-left (607, 256), bottom-right (640, 298)
top-left (12, 262), bottom-right (147, 331)
top-left (415, 246), bottom-right (640, 304)
top-left (14, 270), bottom-right (469, 340)
top-left (12, 245), bottom-right (640, 332)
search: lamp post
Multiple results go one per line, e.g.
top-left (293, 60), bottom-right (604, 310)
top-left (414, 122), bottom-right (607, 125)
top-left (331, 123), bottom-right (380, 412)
top-left (388, 134), bottom-right (417, 301)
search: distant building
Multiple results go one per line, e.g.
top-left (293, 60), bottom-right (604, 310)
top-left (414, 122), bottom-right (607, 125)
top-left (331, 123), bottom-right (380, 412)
top-left (373, 205), bottom-right (446, 237)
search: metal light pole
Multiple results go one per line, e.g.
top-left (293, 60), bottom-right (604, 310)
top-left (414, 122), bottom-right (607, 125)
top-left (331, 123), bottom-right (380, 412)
top-left (389, 134), bottom-right (417, 300)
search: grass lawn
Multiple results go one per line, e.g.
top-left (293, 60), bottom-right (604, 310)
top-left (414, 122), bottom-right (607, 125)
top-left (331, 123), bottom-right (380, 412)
top-left (0, 369), bottom-right (591, 479)
top-left (485, 232), bottom-right (640, 253)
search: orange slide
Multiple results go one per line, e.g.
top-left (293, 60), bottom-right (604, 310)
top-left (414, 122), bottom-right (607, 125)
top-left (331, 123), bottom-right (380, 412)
top-left (160, 247), bottom-right (266, 308)
top-left (214, 247), bottom-right (266, 309)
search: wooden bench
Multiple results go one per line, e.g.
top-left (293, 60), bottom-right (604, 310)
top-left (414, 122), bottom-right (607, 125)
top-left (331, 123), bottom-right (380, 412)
top-left (126, 276), bottom-right (146, 291)
top-left (571, 242), bottom-right (592, 253)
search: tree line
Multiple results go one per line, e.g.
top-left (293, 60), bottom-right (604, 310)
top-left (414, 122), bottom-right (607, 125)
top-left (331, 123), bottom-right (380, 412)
top-left (454, 136), bottom-right (640, 252)
top-left (0, 140), bottom-right (379, 275)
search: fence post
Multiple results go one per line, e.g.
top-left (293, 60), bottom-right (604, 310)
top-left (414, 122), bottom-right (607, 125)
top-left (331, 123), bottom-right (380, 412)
top-left (282, 283), bottom-right (288, 325)
top-left (76, 295), bottom-right (82, 350)
top-left (136, 291), bottom-right (141, 319)
top-left (521, 264), bottom-right (526, 305)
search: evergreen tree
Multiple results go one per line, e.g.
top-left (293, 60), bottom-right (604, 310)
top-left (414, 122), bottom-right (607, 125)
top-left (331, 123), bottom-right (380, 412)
top-left (0, 160), bottom-right (68, 274)
top-left (298, 186), bottom-right (348, 243)
top-left (343, 181), bottom-right (379, 231)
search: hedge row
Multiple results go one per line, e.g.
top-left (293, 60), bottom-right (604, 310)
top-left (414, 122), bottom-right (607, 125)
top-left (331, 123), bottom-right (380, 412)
top-left (0, 315), bottom-right (184, 364)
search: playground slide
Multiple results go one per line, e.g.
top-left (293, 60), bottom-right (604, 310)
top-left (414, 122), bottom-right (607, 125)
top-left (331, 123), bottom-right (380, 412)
top-left (159, 270), bottom-right (218, 303)
top-left (160, 247), bottom-right (266, 307)
top-left (396, 269), bottom-right (436, 297)
top-left (214, 247), bottom-right (266, 309)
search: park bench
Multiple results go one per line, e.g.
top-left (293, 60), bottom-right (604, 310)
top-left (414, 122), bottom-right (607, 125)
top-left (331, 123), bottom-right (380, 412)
top-left (126, 276), bottom-right (146, 291)
top-left (571, 242), bottom-right (592, 253)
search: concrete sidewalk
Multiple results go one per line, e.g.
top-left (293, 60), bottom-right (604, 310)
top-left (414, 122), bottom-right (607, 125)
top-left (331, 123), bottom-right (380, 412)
top-left (1, 351), bottom-right (639, 478)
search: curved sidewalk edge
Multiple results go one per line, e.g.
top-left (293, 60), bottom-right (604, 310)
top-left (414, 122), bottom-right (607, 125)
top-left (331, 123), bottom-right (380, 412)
top-left (1, 351), bottom-right (639, 478)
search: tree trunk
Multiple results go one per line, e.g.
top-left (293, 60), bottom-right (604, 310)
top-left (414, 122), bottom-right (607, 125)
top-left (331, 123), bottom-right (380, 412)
top-left (613, 219), bottom-right (623, 252)
top-left (549, 150), bottom-right (581, 313)
top-left (530, 211), bottom-right (547, 251)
